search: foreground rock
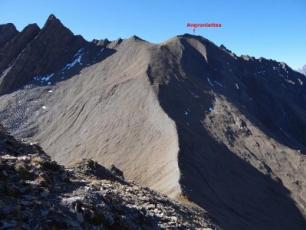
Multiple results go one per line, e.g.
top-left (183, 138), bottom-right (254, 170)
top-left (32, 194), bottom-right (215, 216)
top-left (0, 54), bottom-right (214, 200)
top-left (0, 127), bottom-right (217, 229)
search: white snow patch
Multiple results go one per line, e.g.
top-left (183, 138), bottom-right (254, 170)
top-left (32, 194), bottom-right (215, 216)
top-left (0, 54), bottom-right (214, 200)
top-left (208, 107), bottom-right (213, 112)
top-left (279, 128), bottom-right (291, 139)
top-left (191, 92), bottom-right (199, 98)
top-left (214, 81), bottom-right (224, 88)
top-left (257, 70), bottom-right (266, 75)
top-left (33, 73), bottom-right (54, 84)
top-left (286, 79), bottom-right (295, 85)
top-left (41, 74), bottom-right (54, 82)
top-left (48, 90), bottom-right (53, 93)
top-left (42, 106), bottom-right (47, 110)
top-left (235, 83), bottom-right (239, 90)
top-left (280, 63), bottom-right (287, 70)
top-left (63, 48), bottom-right (84, 70)
top-left (207, 78), bottom-right (214, 87)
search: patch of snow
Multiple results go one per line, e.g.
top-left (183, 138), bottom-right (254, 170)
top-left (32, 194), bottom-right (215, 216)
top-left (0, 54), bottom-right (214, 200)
top-left (279, 127), bottom-right (291, 139)
top-left (207, 77), bottom-right (214, 87)
top-left (214, 81), bottom-right (224, 88)
top-left (208, 107), bottom-right (213, 112)
top-left (257, 70), bottom-right (266, 75)
top-left (48, 90), bottom-right (53, 93)
top-left (63, 48), bottom-right (84, 70)
top-left (191, 92), bottom-right (199, 98)
top-left (286, 79), bottom-right (295, 85)
top-left (235, 83), bottom-right (239, 90)
top-left (33, 73), bottom-right (54, 84)
top-left (42, 106), bottom-right (47, 110)
top-left (280, 62), bottom-right (287, 70)
top-left (41, 74), bottom-right (54, 82)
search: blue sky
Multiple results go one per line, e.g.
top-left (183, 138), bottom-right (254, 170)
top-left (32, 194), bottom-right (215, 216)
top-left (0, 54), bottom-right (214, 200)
top-left (0, 0), bottom-right (305, 69)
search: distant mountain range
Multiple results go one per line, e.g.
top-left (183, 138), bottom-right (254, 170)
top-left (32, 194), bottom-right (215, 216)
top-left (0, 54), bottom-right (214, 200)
top-left (0, 15), bottom-right (306, 229)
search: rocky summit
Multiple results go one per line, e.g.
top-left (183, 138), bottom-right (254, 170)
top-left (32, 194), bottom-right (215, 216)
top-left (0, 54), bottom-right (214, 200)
top-left (0, 15), bottom-right (306, 229)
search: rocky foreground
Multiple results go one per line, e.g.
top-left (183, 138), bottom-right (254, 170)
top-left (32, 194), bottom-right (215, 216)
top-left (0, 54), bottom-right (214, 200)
top-left (0, 126), bottom-right (217, 229)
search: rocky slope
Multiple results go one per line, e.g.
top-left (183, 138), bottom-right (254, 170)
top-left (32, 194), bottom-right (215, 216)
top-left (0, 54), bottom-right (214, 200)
top-left (0, 125), bottom-right (217, 229)
top-left (0, 15), bottom-right (306, 229)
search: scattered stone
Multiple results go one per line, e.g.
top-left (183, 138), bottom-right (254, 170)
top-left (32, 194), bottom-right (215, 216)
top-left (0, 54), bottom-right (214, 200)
top-left (0, 125), bottom-right (218, 229)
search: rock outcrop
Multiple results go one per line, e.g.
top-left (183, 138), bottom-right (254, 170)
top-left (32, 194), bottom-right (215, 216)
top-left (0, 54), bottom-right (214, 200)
top-left (0, 126), bottom-right (217, 229)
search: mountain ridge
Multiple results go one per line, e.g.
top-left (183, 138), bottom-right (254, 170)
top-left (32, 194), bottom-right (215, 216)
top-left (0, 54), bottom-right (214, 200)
top-left (0, 15), bottom-right (306, 229)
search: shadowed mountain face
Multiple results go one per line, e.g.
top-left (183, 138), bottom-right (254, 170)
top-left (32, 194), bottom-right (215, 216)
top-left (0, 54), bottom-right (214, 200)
top-left (0, 23), bottom-right (18, 48)
top-left (147, 36), bottom-right (306, 229)
top-left (0, 15), bottom-right (306, 229)
top-left (0, 15), bottom-right (112, 95)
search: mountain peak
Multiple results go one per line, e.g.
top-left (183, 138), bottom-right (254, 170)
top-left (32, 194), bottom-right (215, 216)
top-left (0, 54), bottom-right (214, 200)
top-left (178, 33), bottom-right (201, 38)
top-left (0, 23), bottom-right (17, 32)
top-left (176, 33), bottom-right (208, 41)
top-left (129, 35), bottom-right (144, 41)
top-left (46, 14), bottom-right (58, 22)
top-left (0, 23), bottom-right (19, 47)
top-left (23, 23), bottom-right (40, 32)
top-left (43, 14), bottom-right (65, 30)
top-left (167, 33), bottom-right (214, 47)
